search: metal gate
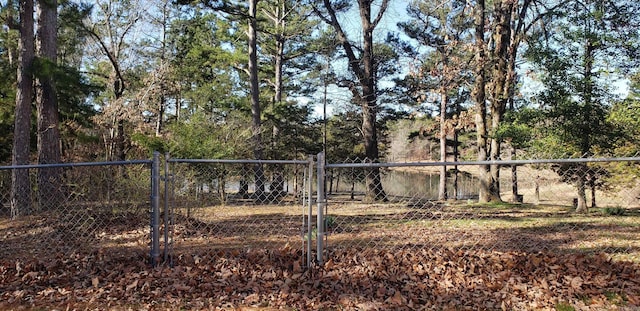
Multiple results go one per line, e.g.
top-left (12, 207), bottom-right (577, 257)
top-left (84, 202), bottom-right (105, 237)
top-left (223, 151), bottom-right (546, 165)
top-left (160, 156), bottom-right (317, 268)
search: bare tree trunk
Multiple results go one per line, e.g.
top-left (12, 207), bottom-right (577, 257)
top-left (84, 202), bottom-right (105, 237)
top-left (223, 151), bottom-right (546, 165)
top-left (319, 0), bottom-right (389, 202)
top-left (574, 32), bottom-right (596, 213)
top-left (534, 175), bottom-right (540, 205)
top-left (36, 0), bottom-right (62, 210)
top-left (473, 0), bottom-right (492, 203)
top-left (453, 129), bottom-right (459, 199)
top-left (438, 91), bottom-right (447, 201)
top-left (248, 0), bottom-right (264, 198)
top-left (488, 0), bottom-right (514, 203)
top-left (362, 103), bottom-right (386, 201)
top-left (4, 16), bottom-right (16, 65)
top-left (360, 1), bottom-right (386, 202)
top-left (156, 96), bottom-right (165, 136)
top-left (510, 145), bottom-right (520, 203)
top-left (155, 0), bottom-right (170, 137)
top-left (269, 0), bottom-right (286, 189)
top-left (590, 177), bottom-right (596, 208)
top-left (115, 119), bottom-right (126, 161)
top-left (575, 171), bottom-right (588, 213)
top-left (11, 0), bottom-right (35, 218)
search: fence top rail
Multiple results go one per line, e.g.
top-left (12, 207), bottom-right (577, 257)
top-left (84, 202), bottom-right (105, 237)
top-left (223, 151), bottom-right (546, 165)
top-left (169, 158), bottom-right (312, 165)
top-left (325, 157), bottom-right (640, 169)
top-left (0, 159), bottom-right (153, 170)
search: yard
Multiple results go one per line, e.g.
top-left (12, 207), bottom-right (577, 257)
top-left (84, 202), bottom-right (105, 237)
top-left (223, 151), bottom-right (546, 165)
top-left (1, 198), bottom-right (639, 310)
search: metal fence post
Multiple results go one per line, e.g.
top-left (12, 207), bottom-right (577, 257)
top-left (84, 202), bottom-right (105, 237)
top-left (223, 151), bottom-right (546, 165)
top-left (150, 151), bottom-right (161, 266)
top-left (163, 152), bottom-right (170, 263)
top-left (307, 155), bottom-right (314, 268)
top-left (316, 152), bottom-right (326, 265)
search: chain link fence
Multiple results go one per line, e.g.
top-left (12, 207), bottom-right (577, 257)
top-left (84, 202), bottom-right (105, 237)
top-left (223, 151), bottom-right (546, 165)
top-left (0, 160), bottom-right (153, 262)
top-left (165, 158), bottom-right (315, 267)
top-left (2, 154), bottom-right (639, 269)
top-left (320, 156), bottom-right (640, 263)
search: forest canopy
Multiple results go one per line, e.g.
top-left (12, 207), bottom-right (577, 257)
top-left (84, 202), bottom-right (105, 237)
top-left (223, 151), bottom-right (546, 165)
top-left (1, 0), bottom-right (639, 207)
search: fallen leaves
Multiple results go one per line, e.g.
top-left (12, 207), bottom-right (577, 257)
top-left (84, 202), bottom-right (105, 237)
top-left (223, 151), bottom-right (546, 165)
top-left (0, 247), bottom-right (639, 310)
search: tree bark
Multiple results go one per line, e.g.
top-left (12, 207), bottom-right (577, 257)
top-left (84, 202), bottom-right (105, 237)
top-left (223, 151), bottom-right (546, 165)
top-left (36, 0), bottom-right (63, 210)
top-left (438, 90), bottom-right (447, 201)
top-left (269, 0), bottom-right (285, 188)
top-left (11, 0), bottom-right (35, 218)
top-left (575, 167), bottom-right (588, 213)
top-left (320, 0), bottom-right (389, 201)
top-left (472, 0), bottom-right (492, 203)
top-left (488, 0), bottom-right (515, 203)
top-left (510, 145), bottom-right (519, 202)
top-left (248, 0), bottom-right (265, 197)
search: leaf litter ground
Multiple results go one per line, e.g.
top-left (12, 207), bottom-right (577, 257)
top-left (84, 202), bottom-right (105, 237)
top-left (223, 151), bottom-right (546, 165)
top-left (1, 247), bottom-right (639, 310)
top-left (1, 203), bottom-right (640, 310)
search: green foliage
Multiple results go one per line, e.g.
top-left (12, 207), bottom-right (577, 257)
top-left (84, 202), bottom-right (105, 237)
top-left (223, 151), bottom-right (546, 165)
top-left (604, 291), bottom-right (628, 305)
top-left (56, 65), bottom-right (101, 124)
top-left (607, 73), bottom-right (640, 156)
top-left (0, 37), bottom-right (16, 163)
top-left (324, 215), bottom-right (337, 230)
top-left (169, 12), bottom-right (248, 113)
top-left (131, 133), bottom-right (167, 154)
top-left (494, 123), bottom-right (532, 148)
top-left (602, 207), bottom-right (626, 216)
top-left (555, 302), bottom-right (576, 311)
top-left (161, 111), bottom-right (252, 159)
top-left (325, 110), bottom-right (365, 162)
top-left (394, 0), bottom-right (473, 114)
top-left (496, 108), bottom-right (542, 150)
top-left (524, 0), bottom-right (639, 157)
top-left (263, 101), bottom-right (321, 159)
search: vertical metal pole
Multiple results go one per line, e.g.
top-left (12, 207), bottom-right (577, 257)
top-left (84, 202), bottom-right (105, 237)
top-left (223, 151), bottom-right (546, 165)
top-left (316, 152), bottom-right (325, 265)
top-left (163, 152), bottom-right (170, 262)
top-left (151, 151), bottom-right (161, 266)
top-left (306, 155), bottom-right (314, 268)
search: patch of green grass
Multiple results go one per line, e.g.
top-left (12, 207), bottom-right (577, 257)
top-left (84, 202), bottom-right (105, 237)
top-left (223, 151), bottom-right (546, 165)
top-left (602, 207), bottom-right (626, 216)
top-left (604, 291), bottom-right (627, 305)
top-left (555, 302), bottom-right (575, 311)
top-left (325, 215), bottom-right (337, 229)
top-left (466, 201), bottom-right (523, 209)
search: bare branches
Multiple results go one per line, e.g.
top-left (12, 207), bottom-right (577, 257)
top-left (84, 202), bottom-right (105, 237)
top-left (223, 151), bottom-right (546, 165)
top-left (370, 0), bottom-right (389, 30)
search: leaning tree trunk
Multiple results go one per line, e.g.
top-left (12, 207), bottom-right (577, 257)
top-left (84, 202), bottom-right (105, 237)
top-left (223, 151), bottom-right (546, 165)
top-left (11, 0), bottom-right (35, 218)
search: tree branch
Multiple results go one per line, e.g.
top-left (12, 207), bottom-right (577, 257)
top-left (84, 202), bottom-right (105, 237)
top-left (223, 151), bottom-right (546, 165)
top-left (371, 0), bottom-right (390, 30)
top-left (321, 0), bottom-right (366, 82)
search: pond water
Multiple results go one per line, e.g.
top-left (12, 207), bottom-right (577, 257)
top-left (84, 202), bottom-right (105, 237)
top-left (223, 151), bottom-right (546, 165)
top-left (187, 168), bottom-right (479, 201)
top-left (328, 169), bottom-right (479, 200)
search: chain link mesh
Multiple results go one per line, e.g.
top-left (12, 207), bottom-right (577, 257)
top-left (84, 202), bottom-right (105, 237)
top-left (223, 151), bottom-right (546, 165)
top-left (2, 156), bottom-right (638, 268)
top-left (324, 158), bottom-right (640, 262)
top-left (0, 163), bottom-right (152, 261)
top-left (166, 160), bottom-right (312, 264)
